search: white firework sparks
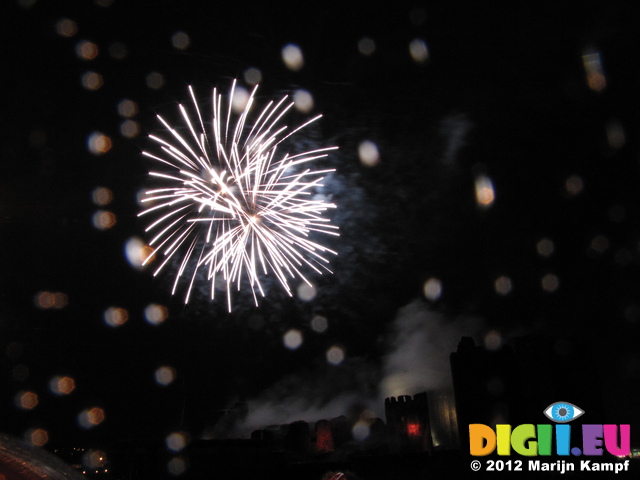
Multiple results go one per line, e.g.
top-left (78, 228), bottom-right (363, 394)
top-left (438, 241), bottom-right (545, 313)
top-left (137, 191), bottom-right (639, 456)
top-left (139, 80), bottom-right (339, 311)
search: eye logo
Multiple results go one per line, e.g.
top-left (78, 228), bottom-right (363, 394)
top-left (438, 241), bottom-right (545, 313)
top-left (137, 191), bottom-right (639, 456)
top-left (543, 401), bottom-right (585, 423)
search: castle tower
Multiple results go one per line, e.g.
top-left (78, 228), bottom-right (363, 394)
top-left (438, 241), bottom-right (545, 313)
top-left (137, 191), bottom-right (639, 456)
top-left (384, 392), bottom-right (433, 454)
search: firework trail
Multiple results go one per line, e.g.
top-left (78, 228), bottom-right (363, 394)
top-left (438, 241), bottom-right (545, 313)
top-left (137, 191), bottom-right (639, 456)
top-left (139, 80), bottom-right (338, 311)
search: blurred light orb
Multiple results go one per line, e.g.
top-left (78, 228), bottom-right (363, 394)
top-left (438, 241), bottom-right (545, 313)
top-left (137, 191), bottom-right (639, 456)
top-left (49, 375), bottom-right (76, 395)
top-left (144, 303), bottom-right (168, 326)
top-left (243, 67), bottom-right (262, 85)
top-left (283, 329), bottom-right (303, 350)
top-left (87, 132), bottom-right (112, 155)
top-left (55, 18), bottom-right (77, 37)
top-left (358, 140), bottom-right (380, 167)
top-left (582, 48), bottom-right (606, 92)
top-left (120, 119), bottom-right (140, 138)
top-left (81, 71), bottom-right (104, 90)
top-left (125, 237), bottom-right (155, 268)
top-left (494, 276), bottom-right (512, 296)
top-left (358, 37), bottom-right (376, 56)
top-left (92, 186), bottom-right (114, 206)
top-left (103, 307), bottom-right (129, 327)
top-left (171, 31), bottom-right (190, 50)
top-left (352, 422), bottom-right (371, 441)
top-left (423, 277), bottom-right (442, 301)
top-left (15, 391), bottom-right (38, 410)
top-left (79, 407), bottom-right (106, 429)
top-left (26, 429), bottom-right (49, 447)
top-left (155, 366), bottom-right (176, 386)
top-left (541, 273), bottom-right (560, 292)
top-left (484, 330), bottom-right (503, 351)
top-left (282, 43), bottom-right (304, 71)
top-left (536, 238), bottom-right (555, 257)
top-left (75, 40), bottom-right (99, 60)
top-left (167, 456), bottom-right (188, 476)
top-left (605, 118), bottom-right (626, 149)
top-left (310, 315), bottom-right (328, 333)
top-left (117, 99), bottom-right (139, 118)
top-left (92, 210), bottom-right (117, 230)
top-left (166, 432), bottom-right (189, 452)
top-left (293, 89), bottom-right (314, 113)
top-left (409, 38), bottom-right (429, 63)
top-left (474, 175), bottom-right (495, 208)
top-left (297, 283), bottom-right (316, 301)
top-left (231, 86), bottom-right (250, 114)
top-left (565, 175), bottom-right (584, 196)
top-left (34, 291), bottom-right (68, 309)
top-left (146, 71), bottom-right (165, 90)
top-left (589, 235), bottom-right (609, 254)
top-left (326, 345), bottom-right (345, 365)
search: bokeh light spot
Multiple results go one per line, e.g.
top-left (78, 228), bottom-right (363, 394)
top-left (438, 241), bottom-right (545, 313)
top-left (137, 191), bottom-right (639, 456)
top-left (281, 43), bottom-right (304, 71)
top-left (536, 238), bottom-right (555, 257)
top-left (87, 132), bottom-right (112, 155)
top-left (146, 72), bottom-right (165, 90)
top-left (358, 37), bottom-right (376, 56)
top-left (55, 18), bottom-right (77, 38)
top-left (92, 187), bottom-right (113, 206)
top-left (409, 38), bottom-right (429, 63)
top-left (49, 375), bottom-right (76, 395)
top-left (423, 277), bottom-right (442, 301)
top-left (166, 432), bottom-right (189, 452)
top-left (75, 40), bottom-right (99, 60)
top-left (565, 175), bottom-right (584, 196)
top-left (541, 273), bottom-right (560, 292)
top-left (155, 366), bottom-right (176, 386)
top-left (310, 315), bottom-right (328, 333)
top-left (78, 407), bottom-right (105, 429)
top-left (92, 210), bottom-right (117, 230)
top-left (231, 86), bottom-right (250, 114)
top-left (589, 235), bottom-right (609, 254)
top-left (494, 276), bottom-right (512, 296)
top-left (475, 175), bottom-right (495, 208)
top-left (15, 391), bottom-right (38, 410)
top-left (296, 283), bottom-right (316, 301)
top-left (26, 429), bottom-right (49, 447)
top-left (120, 119), bottom-right (140, 138)
top-left (81, 71), bottom-right (104, 90)
top-left (103, 307), bottom-right (129, 327)
top-left (352, 422), bottom-right (370, 441)
top-left (293, 89), bottom-right (314, 113)
top-left (484, 330), bottom-right (503, 351)
top-left (243, 67), bottom-right (262, 85)
top-left (358, 140), bottom-right (380, 167)
top-left (283, 329), bottom-right (303, 350)
top-left (117, 99), bottom-right (139, 118)
top-left (125, 237), bottom-right (155, 268)
top-left (171, 31), bottom-right (190, 50)
top-left (606, 118), bottom-right (626, 149)
top-left (582, 48), bottom-right (606, 92)
top-left (144, 304), bottom-right (169, 326)
top-left (34, 291), bottom-right (68, 309)
top-left (167, 456), bottom-right (188, 476)
top-left (12, 365), bottom-right (29, 382)
top-left (326, 345), bottom-right (345, 365)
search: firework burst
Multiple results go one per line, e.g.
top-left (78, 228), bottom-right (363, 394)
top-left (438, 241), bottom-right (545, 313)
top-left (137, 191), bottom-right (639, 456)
top-left (139, 80), bottom-right (339, 311)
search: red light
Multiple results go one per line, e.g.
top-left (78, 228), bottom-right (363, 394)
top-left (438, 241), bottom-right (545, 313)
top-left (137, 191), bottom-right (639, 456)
top-left (407, 423), bottom-right (421, 437)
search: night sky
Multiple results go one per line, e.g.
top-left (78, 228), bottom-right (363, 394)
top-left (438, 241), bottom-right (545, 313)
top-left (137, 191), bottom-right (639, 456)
top-left (2, 0), bottom-right (640, 458)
